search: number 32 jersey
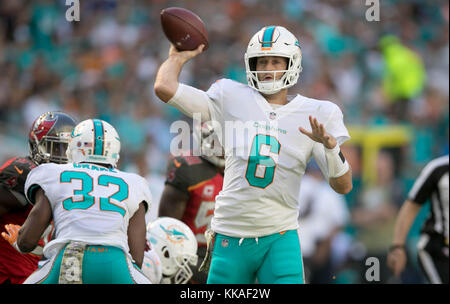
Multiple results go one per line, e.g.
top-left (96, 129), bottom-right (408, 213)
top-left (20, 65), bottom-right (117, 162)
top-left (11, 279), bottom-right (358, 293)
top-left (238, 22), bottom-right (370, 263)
top-left (24, 162), bottom-right (151, 259)
top-left (203, 79), bottom-right (350, 237)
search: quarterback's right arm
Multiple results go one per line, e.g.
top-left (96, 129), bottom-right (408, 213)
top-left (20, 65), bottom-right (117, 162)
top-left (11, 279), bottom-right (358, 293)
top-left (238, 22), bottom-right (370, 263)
top-left (154, 45), bottom-right (211, 120)
top-left (154, 44), bottom-right (204, 102)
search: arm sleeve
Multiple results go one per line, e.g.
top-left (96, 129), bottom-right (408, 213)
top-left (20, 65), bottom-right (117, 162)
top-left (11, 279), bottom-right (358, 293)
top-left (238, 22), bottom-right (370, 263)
top-left (24, 164), bottom-right (53, 205)
top-left (139, 177), bottom-right (152, 214)
top-left (167, 83), bottom-right (212, 121)
top-left (324, 104), bottom-right (350, 146)
top-left (312, 143), bottom-right (329, 180)
top-left (128, 175), bottom-right (152, 218)
top-left (205, 80), bottom-right (224, 126)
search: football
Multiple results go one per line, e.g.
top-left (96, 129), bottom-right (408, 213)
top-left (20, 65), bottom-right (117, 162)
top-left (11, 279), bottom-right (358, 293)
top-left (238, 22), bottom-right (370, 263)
top-left (160, 7), bottom-right (209, 51)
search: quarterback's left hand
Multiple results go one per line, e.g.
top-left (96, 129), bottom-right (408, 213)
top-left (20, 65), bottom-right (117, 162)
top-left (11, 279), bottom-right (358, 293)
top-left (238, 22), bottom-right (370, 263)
top-left (299, 115), bottom-right (337, 149)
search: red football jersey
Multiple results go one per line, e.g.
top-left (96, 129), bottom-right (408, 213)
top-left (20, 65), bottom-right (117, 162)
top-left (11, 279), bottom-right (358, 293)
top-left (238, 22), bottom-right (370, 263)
top-left (165, 155), bottom-right (223, 247)
top-left (0, 157), bottom-right (40, 284)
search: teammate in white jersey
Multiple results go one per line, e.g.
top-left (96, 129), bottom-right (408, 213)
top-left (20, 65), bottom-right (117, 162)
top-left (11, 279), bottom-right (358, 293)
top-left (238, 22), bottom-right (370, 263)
top-left (154, 25), bottom-right (352, 284)
top-left (17, 119), bottom-right (152, 284)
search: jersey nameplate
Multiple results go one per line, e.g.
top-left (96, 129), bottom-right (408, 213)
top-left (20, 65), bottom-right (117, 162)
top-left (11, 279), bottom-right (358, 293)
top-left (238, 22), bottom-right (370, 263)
top-left (72, 163), bottom-right (117, 173)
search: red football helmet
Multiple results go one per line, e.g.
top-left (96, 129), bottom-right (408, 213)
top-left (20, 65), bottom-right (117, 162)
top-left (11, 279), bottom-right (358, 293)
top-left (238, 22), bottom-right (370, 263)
top-left (28, 111), bottom-right (77, 164)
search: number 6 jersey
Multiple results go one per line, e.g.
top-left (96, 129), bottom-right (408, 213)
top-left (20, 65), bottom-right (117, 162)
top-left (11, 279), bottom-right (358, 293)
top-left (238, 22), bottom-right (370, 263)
top-left (171, 79), bottom-right (350, 238)
top-left (24, 162), bottom-right (152, 260)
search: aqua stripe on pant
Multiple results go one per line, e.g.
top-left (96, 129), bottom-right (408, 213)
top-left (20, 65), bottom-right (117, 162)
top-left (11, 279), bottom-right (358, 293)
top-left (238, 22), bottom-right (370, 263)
top-left (207, 230), bottom-right (304, 284)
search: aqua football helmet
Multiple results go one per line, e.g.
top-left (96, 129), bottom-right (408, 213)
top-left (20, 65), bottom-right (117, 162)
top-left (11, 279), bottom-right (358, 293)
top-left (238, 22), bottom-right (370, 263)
top-left (147, 217), bottom-right (198, 284)
top-left (66, 119), bottom-right (121, 168)
top-left (245, 25), bottom-right (303, 95)
top-left (28, 111), bottom-right (77, 165)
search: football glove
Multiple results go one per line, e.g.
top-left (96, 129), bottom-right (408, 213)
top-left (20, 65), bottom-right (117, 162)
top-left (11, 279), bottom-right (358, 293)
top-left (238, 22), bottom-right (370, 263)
top-left (1, 223), bottom-right (54, 256)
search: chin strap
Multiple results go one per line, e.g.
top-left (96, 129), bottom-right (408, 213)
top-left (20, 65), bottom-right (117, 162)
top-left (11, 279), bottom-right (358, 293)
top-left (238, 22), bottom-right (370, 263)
top-left (199, 229), bottom-right (216, 273)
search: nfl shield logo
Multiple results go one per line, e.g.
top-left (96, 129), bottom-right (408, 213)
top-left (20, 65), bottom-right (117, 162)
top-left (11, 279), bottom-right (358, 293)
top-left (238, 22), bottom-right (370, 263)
top-left (221, 239), bottom-right (229, 248)
top-left (269, 112), bottom-right (277, 120)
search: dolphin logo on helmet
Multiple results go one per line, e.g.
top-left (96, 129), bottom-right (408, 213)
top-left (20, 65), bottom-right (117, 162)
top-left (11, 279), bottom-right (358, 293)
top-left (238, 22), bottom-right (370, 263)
top-left (160, 224), bottom-right (189, 243)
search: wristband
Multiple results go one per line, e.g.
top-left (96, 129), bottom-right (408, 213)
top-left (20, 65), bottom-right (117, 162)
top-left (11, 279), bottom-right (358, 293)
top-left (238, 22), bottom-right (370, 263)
top-left (324, 145), bottom-right (349, 178)
top-left (389, 244), bottom-right (406, 252)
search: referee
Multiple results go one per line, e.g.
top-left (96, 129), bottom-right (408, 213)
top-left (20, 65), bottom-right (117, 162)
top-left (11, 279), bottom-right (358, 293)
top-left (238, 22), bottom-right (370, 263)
top-left (388, 155), bottom-right (449, 284)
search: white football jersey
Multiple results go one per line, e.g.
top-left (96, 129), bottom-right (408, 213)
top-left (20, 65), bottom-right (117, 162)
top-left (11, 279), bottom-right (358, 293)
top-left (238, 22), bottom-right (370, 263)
top-left (202, 79), bottom-right (350, 237)
top-left (24, 162), bottom-right (152, 260)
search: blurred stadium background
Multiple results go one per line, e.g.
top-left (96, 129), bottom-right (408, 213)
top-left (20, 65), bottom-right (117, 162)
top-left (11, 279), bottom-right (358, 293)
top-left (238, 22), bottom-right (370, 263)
top-left (0, 0), bottom-right (448, 284)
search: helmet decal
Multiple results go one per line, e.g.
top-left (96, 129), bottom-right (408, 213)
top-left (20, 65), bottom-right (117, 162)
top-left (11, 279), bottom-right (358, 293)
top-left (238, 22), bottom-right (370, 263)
top-left (260, 25), bottom-right (277, 50)
top-left (92, 119), bottom-right (105, 156)
top-left (30, 115), bottom-right (57, 142)
top-left (160, 224), bottom-right (189, 244)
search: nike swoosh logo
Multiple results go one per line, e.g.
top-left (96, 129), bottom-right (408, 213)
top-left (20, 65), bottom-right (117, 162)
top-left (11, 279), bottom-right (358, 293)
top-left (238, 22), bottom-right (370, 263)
top-left (173, 159), bottom-right (182, 168)
top-left (14, 166), bottom-right (23, 174)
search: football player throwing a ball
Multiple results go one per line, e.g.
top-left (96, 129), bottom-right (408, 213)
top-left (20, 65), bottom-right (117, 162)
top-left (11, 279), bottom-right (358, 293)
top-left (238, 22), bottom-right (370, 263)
top-left (154, 25), bottom-right (352, 284)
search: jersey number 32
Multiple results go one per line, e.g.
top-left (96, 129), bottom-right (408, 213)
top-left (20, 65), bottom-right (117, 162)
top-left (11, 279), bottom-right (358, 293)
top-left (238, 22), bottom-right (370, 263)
top-left (60, 171), bottom-right (128, 217)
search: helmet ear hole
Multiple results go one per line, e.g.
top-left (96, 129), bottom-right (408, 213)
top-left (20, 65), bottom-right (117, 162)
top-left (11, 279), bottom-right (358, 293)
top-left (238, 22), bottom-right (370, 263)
top-left (162, 246), bottom-right (170, 258)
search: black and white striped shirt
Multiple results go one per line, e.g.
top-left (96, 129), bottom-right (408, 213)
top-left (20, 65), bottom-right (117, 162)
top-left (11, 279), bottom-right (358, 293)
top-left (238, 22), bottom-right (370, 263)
top-left (408, 155), bottom-right (449, 240)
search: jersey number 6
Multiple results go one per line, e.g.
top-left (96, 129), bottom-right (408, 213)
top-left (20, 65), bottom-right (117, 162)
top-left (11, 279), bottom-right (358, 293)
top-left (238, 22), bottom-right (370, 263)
top-left (60, 171), bottom-right (128, 217)
top-left (245, 134), bottom-right (281, 189)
